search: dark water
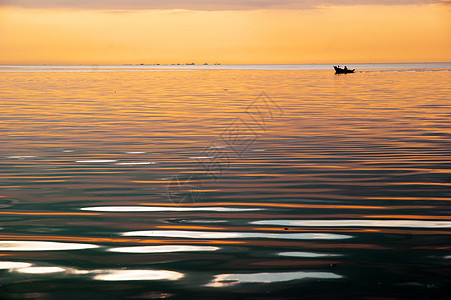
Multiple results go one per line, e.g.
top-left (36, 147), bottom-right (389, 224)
top-left (0, 65), bottom-right (450, 299)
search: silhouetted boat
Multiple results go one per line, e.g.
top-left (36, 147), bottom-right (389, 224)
top-left (334, 66), bottom-right (355, 74)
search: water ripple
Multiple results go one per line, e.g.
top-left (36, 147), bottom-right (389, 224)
top-left (0, 241), bottom-right (99, 251)
top-left (121, 230), bottom-right (352, 240)
top-left (108, 245), bottom-right (219, 253)
top-left (252, 219), bottom-right (451, 228)
top-left (205, 271), bottom-right (342, 287)
top-left (93, 270), bottom-right (184, 281)
top-left (81, 206), bottom-right (262, 212)
top-left (1, 65), bottom-right (450, 298)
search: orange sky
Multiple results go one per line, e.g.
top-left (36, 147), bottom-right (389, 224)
top-left (0, 3), bottom-right (450, 64)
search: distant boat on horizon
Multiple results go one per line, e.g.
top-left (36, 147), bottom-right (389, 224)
top-left (334, 66), bottom-right (355, 74)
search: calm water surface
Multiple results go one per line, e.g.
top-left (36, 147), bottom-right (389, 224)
top-left (0, 64), bottom-right (450, 299)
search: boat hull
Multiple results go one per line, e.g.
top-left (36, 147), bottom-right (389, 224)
top-left (334, 66), bottom-right (355, 74)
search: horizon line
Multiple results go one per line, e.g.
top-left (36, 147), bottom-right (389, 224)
top-left (1, 62), bottom-right (450, 66)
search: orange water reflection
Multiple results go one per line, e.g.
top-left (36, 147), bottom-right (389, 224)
top-left (0, 66), bottom-right (450, 297)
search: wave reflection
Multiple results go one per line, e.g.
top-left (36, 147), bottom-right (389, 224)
top-left (15, 267), bottom-right (66, 274)
top-left (75, 160), bottom-right (117, 163)
top-left (206, 271), bottom-right (342, 287)
top-left (108, 245), bottom-right (219, 253)
top-left (0, 260), bottom-right (185, 283)
top-left (0, 261), bottom-right (32, 269)
top-left (93, 270), bottom-right (184, 281)
top-left (251, 219), bottom-right (451, 228)
top-left (278, 252), bottom-right (342, 258)
top-left (0, 241), bottom-right (99, 251)
top-left (121, 230), bottom-right (352, 240)
top-left (82, 206), bottom-right (262, 212)
top-left (115, 162), bottom-right (156, 165)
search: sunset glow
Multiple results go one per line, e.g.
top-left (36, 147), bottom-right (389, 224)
top-left (1, 2), bottom-right (450, 64)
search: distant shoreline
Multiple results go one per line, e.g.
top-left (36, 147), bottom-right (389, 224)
top-left (0, 62), bottom-right (450, 67)
top-left (1, 62), bottom-right (450, 72)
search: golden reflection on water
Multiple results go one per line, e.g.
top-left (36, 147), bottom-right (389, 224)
top-left (0, 66), bottom-right (450, 297)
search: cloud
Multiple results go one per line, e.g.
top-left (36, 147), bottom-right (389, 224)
top-left (0, 0), bottom-right (443, 10)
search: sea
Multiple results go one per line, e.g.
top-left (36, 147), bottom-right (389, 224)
top-left (0, 63), bottom-right (450, 299)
